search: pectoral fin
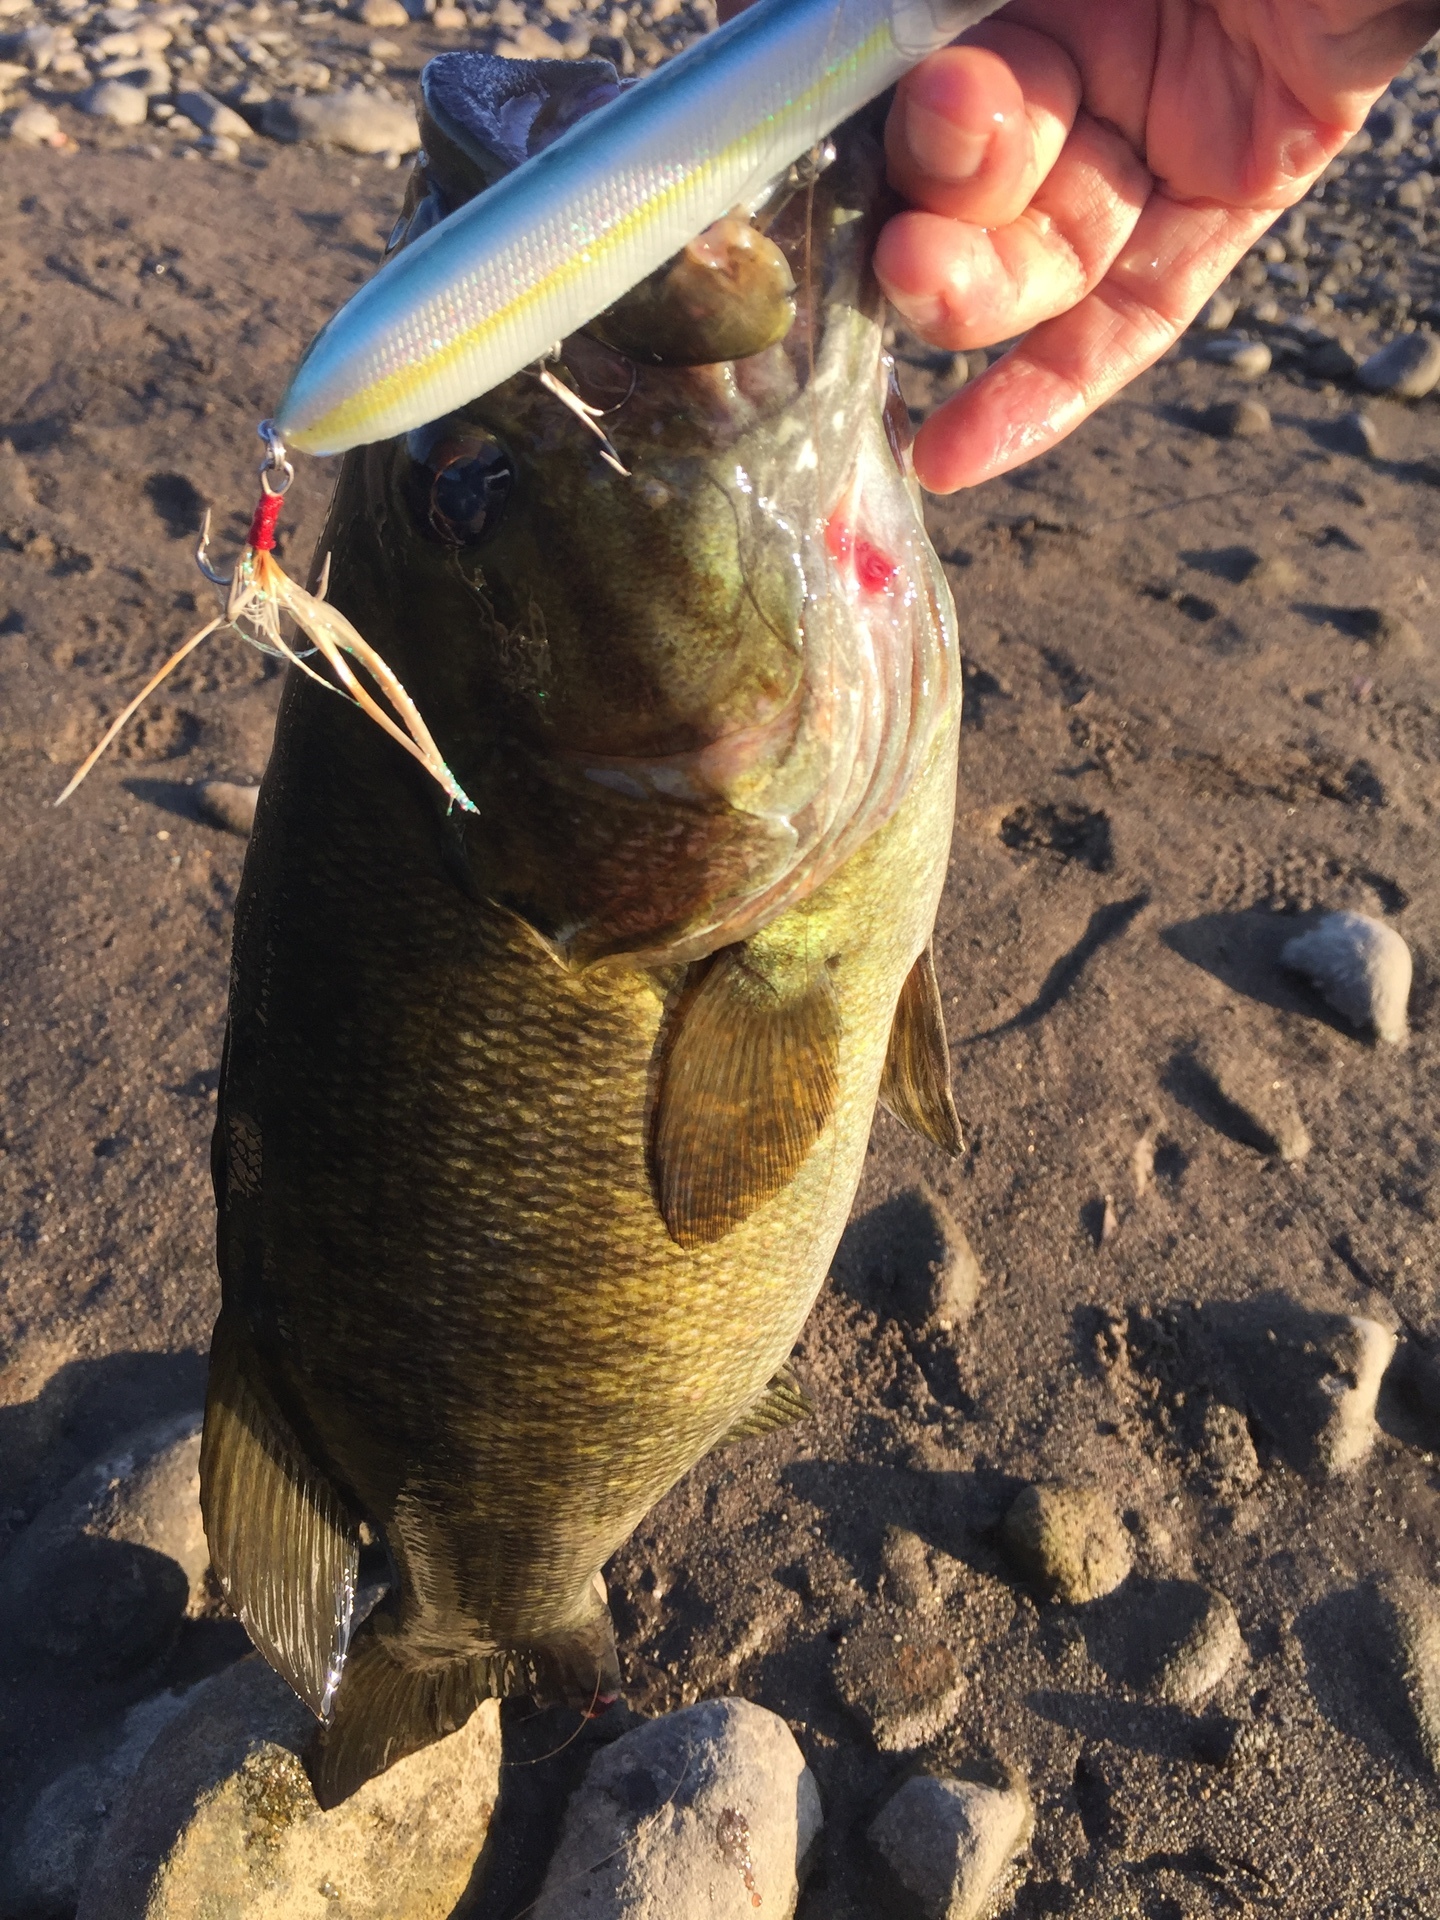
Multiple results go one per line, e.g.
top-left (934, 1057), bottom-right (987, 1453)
top-left (880, 944), bottom-right (963, 1156)
top-left (200, 1314), bottom-right (360, 1719)
top-left (655, 948), bottom-right (841, 1248)
top-left (715, 1363), bottom-right (814, 1446)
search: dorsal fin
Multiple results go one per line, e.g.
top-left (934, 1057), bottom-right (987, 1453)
top-left (714, 1362), bottom-right (814, 1447)
top-left (880, 943), bottom-right (963, 1155)
top-left (654, 947), bottom-right (841, 1249)
top-left (420, 52), bottom-right (623, 203)
top-left (200, 1315), bottom-right (361, 1719)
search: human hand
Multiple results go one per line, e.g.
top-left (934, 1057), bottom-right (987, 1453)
top-left (722, 0), bottom-right (1440, 492)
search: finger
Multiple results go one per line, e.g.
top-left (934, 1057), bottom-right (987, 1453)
top-left (885, 25), bottom-right (1081, 230)
top-left (875, 109), bottom-right (1150, 350)
top-left (909, 194), bottom-right (1274, 494)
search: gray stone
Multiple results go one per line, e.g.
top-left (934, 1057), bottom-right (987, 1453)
top-left (882, 1525), bottom-right (939, 1611)
top-left (1282, 910), bottom-right (1412, 1044)
top-left (173, 86), bottom-right (250, 138)
top-left (528, 1698), bottom-right (821, 1920)
top-left (1087, 1578), bottom-right (1242, 1704)
top-left (835, 1185), bottom-right (983, 1332)
top-left (832, 1629), bottom-right (964, 1751)
top-left (1358, 331), bottom-right (1440, 397)
top-left (1371, 1573), bottom-right (1440, 1774)
top-left (1210, 1302), bottom-right (1395, 1475)
top-left (1194, 289), bottom-right (1239, 331)
top-left (6, 98), bottom-right (62, 143)
top-left (197, 779), bottom-right (260, 836)
top-left (1305, 335), bottom-right (1359, 381)
top-left (1203, 396), bottom-right (1271, 439)
top-left (261, 86), bottom-right (418, 154)
top-left (1249, 552), bottom-right (1302, 599)
top-left (1190, 1032), bottom-right (1310, 1163)
top-left (868, 1775), bottom-right (1031, 1920)
top-left (1201, 335), bottom-right (1271, 379)
top-left (81, 77), bottom-right (148, 123)
top-left (1335, 408), bottom-right (1383, 458)
top-left (1000, 1482), bottom-right (1132, 1604)
top-left (77, 1657), bottom-right (502, 1920)
top-left (4, 1688), bottom-right (199, 1913)
top-left (0, 1411), bottom-right (206, 1676)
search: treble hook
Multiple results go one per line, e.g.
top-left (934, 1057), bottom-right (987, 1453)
top-left (195, 509), bottom-right (232, 588)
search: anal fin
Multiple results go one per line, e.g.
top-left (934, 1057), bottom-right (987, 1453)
top-left (200, 1313), bottom-right (360, 1719)
top-left (310, 1605), bottom-right (620, 1808)
top-left (715, 1362), bottom-right (814, 1446)
top-left (655, 947), bottom-right (841, 1249)
top-left (879, 943), bottom-right (963, 1155)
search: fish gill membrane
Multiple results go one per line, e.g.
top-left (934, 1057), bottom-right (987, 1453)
top-left (186, 55), bottom-right (966, 1809)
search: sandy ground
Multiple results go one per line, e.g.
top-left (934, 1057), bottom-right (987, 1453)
top-left (3, 75), bottom-right (1440, 1920)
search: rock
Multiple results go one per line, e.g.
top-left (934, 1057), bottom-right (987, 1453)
top-left (1215, 1303), bottom-right (1395, 1475)
top-left (832, 1629), bottom-right (964, 1751)
top-left (0, 1411), bottom-right (206, 1676)
top-left (1305, 335), bottom-right (1359, 381)
top-left (1201, 335), bottom-right (1271, 379)
top-left (77, 1657), bottom-right (502, 1920)
top-left (1196, 1399), bottom-right (1261, 1496)
top-left (868, 1774), bottom-right (1031, 1920)
top-left (1000, 1482), bottom-right (1131, 1604)
top-left (1249, 552), bottom-right (1302, 599)
top-left (173, 86), bottom-right (250, 138)
top-left (881, 1525), bottom-right (939, 1611)
top-left (431, 2), bottom-right (465, 23)
top-left (3, 1687), bottom-right (199, 1914)
top-left (1195, 289), bottom-right (1239, 331)
top-left (528, 1698), bottom-right (821, 1920)
top-left (7, 99), bottom-right (64, 144)
top-left (1202, 396), bottom-right (1271, 439)
top-left (834, 1185), bottom-right (983, 1331)
top-left (1189, 1032), bottom-right (1310, 1164)
top-left (1358, 331), bottom-right (1440, 397)
top-left (204, 131), bottom-right (241, 160)
top-left (261, 87), bottom-right (418, 154)
top-left (1335, 408), bottom-right (1383, 458)
top-left (81, 77), bottom-right (148, 123)
top-left (350, 0), bottom-right (408, 21)
top-left (1085, 1577), bottom-right (1244, 1703)
top-left (1281, 910), bottom-right (1412, 1044)
top-left (1371, 1573), bottom-right (1440, 1774)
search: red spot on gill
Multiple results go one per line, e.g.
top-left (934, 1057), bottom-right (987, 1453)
top-left (825, 514), bottom-right (897, 596)
top-left (855, 538), bottom-right (898, 594)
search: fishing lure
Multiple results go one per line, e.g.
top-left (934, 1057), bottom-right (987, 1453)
top-left (58, 0), bottom-right (1006, 806)
top-left (55, 425), bottom-right (477, 812)
top-left (274, 0), bottom-right (1006, 454)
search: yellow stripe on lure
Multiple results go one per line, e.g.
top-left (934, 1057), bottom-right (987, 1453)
top-left (273, 0), bottom-right (1005, 455)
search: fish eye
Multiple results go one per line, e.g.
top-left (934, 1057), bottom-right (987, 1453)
top-left (405, 429), bottom-right (514, 547)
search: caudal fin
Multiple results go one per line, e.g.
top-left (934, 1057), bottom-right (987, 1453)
top-left (308, 1606), bottom-right (620, 1808)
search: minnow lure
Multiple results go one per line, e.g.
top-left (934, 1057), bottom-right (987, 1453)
top-left (273, 0), bottom-right (1006, 455)
top-left (58, 0), bottom-right (1003, 807)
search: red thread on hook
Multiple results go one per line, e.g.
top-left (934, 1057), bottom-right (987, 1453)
top-left (246, 490), bottom-right (284, 553)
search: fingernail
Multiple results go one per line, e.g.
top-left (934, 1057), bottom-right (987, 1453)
top-left (883, 286), bottom-right (946, 333)
top-left (904, 99), bottom-right (990, 185)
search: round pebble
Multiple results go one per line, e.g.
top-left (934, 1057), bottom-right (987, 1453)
top-left (1203, 397), bottom-right (1272, 439)
top-left (81, 77), bottom-right (148, 123)
top-left (6, 99), bottom-right (63, 144)
top-left (1201, 335), bottom-right (1272, 379)
top-left (1000, 1482), bottom-right (1132, 1604)
top-left (1358, 329), bottom-right (1440, 397)
top-left (1281, 909), bottom-right (1412, 1044)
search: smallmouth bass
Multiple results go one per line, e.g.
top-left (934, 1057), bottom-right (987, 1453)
top-left (201, 51), bottom-right (965, 1807)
